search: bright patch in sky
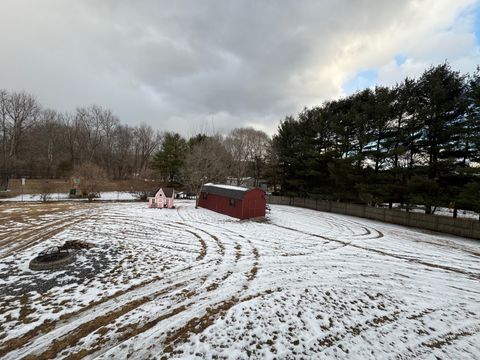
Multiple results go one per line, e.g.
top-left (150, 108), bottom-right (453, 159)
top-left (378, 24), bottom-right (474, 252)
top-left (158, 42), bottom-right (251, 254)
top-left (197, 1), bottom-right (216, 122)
top-left (343, 69), bottom-right (378, 94)
top-left (394, 54), bottom-right (408, 66)
top-left (474, 6), bottom-right (480, 41)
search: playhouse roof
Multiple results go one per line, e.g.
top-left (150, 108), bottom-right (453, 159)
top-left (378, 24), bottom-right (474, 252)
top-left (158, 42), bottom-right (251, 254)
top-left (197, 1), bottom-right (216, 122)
top-left (201, 183), bottom-right (251, 200)
top-left (163, 187), bottom-right (175, 197)
top-left (147, 187), bottom-right (175, 198)
top-left (147, 189), bottom-right (158, 198)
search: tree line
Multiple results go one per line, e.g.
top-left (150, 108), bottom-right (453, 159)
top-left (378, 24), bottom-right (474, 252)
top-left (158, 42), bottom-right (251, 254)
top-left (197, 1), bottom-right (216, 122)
top-left (149, 128), bottom-right (271, 191)
top-left (0, 92), bottom-right (160, 180)
top-left (2, 62), bottom-right (479, 216)
top-left (0, 89), bottom-right (272, 192)
top-left (273, 63), bottom-right (480, 216)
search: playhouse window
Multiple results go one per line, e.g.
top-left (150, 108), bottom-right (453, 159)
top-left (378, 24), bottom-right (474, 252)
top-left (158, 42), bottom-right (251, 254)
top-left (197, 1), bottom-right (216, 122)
top-left (202, 192), bottom-right (208, 199)
top-left (229, 199), bottom-right (236, 207)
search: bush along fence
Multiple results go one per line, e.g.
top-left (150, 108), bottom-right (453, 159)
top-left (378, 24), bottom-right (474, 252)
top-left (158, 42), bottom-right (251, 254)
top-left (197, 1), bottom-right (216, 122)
top-left (266, 196), bottom-right (480, 240)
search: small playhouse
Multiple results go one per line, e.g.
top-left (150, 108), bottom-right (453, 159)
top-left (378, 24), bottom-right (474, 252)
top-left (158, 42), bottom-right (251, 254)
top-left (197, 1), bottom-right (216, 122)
top-left (198, 183), bottom-right (266, 220)
top-left (147, 187), bottom-right (175, 209)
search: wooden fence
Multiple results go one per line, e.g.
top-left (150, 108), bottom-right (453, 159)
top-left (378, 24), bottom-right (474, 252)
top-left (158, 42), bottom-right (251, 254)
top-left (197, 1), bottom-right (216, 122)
top-left (266, 196), bottom-right (480, 240)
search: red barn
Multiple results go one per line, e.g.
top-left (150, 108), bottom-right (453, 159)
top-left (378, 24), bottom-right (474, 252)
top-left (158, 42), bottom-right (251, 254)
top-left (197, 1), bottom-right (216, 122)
top-left (198, 183), bottom-right (266, 220)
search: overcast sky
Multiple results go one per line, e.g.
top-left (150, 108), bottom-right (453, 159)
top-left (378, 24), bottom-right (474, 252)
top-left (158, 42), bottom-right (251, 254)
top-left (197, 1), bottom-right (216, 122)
top-left (0, 1), bottom-right (479, 135)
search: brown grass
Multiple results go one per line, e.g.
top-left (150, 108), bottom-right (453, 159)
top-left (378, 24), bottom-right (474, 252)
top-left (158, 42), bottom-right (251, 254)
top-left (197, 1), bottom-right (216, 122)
top-left (246, 242), bottom-right (260, 282)
top-left (0, 202), bottom-right (76, 228)
top-left (234, 244), bottom-right (241, 262)
top-left (247, 266), bottom-right (258, 281)
top-left (0, 214), bottom-right (89, 259)
top-left (161, 297), bottom-right (241, 359)
top-left (160, 289), bottom-right (278, 359)
top-left (423, 330), bottom-right (473, 349)
top-left (0, 276), bottom-right (162, 358)
top-left (182, 230), bottom-right (207, 261)
top-left (20, 281), bottom-right (186, 360)
top-left (206, 271), bottom-right (233, 291)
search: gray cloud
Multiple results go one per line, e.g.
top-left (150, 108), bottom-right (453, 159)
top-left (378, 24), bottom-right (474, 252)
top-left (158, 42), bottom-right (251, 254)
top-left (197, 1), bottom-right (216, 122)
top-left (0, 0), bottom-right (478, 135)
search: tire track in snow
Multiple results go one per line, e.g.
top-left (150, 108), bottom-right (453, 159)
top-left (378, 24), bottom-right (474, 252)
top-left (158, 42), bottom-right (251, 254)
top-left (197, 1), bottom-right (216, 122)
top-left (3, 201), bottom-right (479, 359)
top-left (82, 207), bottom-right (264, 358)
top-left (1, 208), bottom-right (223, 358)
top-left (269, 215), bottom-right (480, 279)
top-left (19, 205), bottom-right (258, 359)
top-left (6, 261), bottom-right (225, 360)
top-left (0, 215), bottom-right (89, 260)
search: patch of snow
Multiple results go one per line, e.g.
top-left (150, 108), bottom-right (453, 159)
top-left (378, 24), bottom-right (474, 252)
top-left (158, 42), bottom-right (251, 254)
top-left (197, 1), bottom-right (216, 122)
top-left (204, 183), bottom-right (249, 191)
top-left (384, 203), bottom-right (480, 220)
top-left (0, 201), bottom-right (478, 359)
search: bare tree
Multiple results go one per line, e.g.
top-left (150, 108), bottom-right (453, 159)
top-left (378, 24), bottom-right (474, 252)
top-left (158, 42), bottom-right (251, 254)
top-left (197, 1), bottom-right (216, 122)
top-left (225, 128), bottom-right (251, 185)
top-left (112, 125), bottom-right (134, 179)
top-left (182, 135), bottom-right (231, 207)
top-left (0, 90), bottom-right (9, 174)
top-left (133, 124), bottom-right (161, 177)
top-left (63, 111), bottom-right (82, 168)
top-left (97, 107), bottom-right (120, 176)
top-left (75, 105), bottom-right (106, 163)
top-left (35, 110), bottom-right (64, 177)
top-left (0, 91), bottom-right (40, 173)
top-left (224, 127), bottom-right (270, 186)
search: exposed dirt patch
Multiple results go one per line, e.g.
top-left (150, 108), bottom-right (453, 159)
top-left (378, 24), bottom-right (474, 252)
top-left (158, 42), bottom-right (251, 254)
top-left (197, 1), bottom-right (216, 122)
top-left (0, 276), bottom-right (162, 357)
top-left (20, 281), bottom-right (187, 360)
top-left (161, 290), bottom-right (279, 359)
top-left (424, 330), bottom-right (474, 349)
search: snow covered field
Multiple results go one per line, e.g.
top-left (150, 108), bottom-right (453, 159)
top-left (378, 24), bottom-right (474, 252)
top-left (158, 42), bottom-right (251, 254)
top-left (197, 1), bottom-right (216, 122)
top-left (0, 201), bottom-right (479, 359)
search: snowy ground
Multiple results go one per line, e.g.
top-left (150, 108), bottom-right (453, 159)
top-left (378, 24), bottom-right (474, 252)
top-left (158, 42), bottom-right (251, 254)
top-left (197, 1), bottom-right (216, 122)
top-left (389, 204), bottom-right (480, 220)
top-left (0, 201), bottom-right (479, 359)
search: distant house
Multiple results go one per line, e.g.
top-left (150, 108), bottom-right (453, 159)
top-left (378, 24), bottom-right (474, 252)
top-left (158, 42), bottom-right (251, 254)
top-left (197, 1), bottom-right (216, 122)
top-left (147, 187), bottom-right (175, 209)
top-left (198, 183), bottom-right (266, 220)
top-left (175, 191), bottom-right (187, 199)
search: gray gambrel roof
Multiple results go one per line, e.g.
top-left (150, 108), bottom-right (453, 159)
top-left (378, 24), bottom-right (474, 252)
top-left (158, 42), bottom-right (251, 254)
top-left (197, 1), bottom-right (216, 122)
top-left (201, 183), bottom-right (250, 200)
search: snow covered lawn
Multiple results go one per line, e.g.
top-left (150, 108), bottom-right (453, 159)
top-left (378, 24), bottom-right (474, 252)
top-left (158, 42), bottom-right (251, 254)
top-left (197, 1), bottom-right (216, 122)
top-left (0, 201), bottom-right (479, 359)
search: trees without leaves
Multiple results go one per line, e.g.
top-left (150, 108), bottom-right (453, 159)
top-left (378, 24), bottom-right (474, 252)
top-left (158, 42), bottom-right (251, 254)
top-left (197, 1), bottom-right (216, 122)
top-left (0, 91), bottom-right (40, 174)
top-left (0, 92), bottom-right (162, 180)
top-left (181, 135), bottom-right (232, 206)
top-left (225, 127), bottom-right (270, 186)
